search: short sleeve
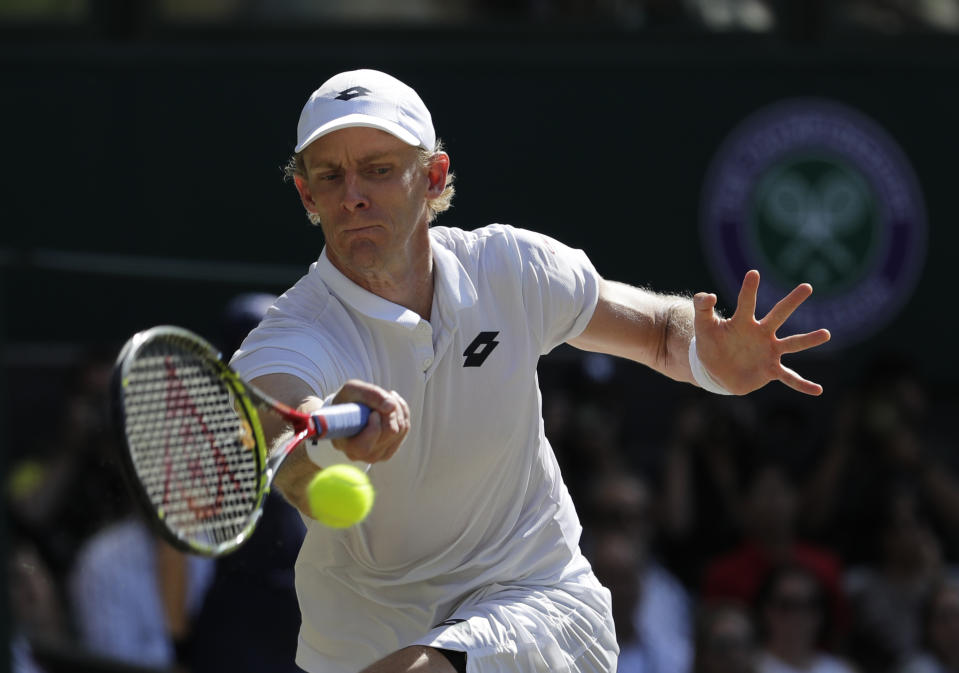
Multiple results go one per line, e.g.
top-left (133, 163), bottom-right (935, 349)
top-left (507, 227), bottom-right (601, 354)
top-left (230, 320), bottom-right (340, 398)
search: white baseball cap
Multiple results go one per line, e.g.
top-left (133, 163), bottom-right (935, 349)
top-left (294, 69), bottom-right (436, 153)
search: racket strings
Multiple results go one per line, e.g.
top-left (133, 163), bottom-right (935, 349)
top-left (122, 339), bottom-right (260, 548)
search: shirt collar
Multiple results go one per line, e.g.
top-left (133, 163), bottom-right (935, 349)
top-left (314, 233), bottom-right (476, 329)
top-left (430, 233), bottom-right (478, 313)
top-left (315, 249), bottom-right (421, 329)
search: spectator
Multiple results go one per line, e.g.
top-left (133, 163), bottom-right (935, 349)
top-left (590, 531), bottom-right (649, 671)
top-left (755, 564), bottom-right (856, 673)
top-left (902, 578), bottom-right (959, 673)
top-left (702, 460), bottom-right (845, 644)
top-left (6, 348), bottom-right (129, 581)
top-left (11, 633), bottom-right (46, 673)
top-left (802, 355), bottom-right (959, 566)
top-left (8, 532), bottom-right (65, 673)
top-left (584, 471), bottom-right (694, 673)
top-left (9, 534), bottom-right (68, 646)
top-left (185, 292), bottom-right (306, 673)
top-left (69, 515), bottom-right (214, 669)
top-left (219, 292), bottom-right (276, 354)
top-left (543, 351), bottom-right (631, 503)
top-left (694, 601), bottom-right (758, 673)
top-left (660, 395), bottom-right (760, 586)
top-left (843, 483), bottom-right (959, 672)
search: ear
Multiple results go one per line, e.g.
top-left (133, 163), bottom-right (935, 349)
top-left (425, 152), bottom-right (450, 198)
top-left (293, 174), bottom-right (319, 215)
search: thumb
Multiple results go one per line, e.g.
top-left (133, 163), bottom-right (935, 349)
top-left (693, 292), bottom-right (718, 326)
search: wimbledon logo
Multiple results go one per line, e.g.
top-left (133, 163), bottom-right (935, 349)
top-left (700, 98), bottom-right (926, 348)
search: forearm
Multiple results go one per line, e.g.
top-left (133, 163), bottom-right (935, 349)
top-left (269, 428), bottom-right (319, 514)
top-left (250, 373), bottom-right (323, 513)
top-left (569, 280), bottom-right (697, 384)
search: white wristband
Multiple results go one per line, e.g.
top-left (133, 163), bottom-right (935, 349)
top-left (688, 337), bottom-right (733, 395)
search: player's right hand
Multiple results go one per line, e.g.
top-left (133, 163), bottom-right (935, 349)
top-left (327, 380), bottom-right (410, 464)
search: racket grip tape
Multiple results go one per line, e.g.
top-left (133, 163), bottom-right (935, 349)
top-left (312, 403), bottom-right (370, 440)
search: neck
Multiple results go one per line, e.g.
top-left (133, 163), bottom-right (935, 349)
top-left (362, 257), bottom-right (434, 319)
top-left (333, 230), bottom-right (435, 320)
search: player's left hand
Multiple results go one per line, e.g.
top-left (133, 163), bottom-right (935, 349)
top-left (693, 270), bottom-right (831, 396)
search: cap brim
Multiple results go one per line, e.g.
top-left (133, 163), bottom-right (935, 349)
top-left (295, 113), bottom-right (423, 153)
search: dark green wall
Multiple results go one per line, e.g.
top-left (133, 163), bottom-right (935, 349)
top-left (2, 32), bottom-right (956, 384)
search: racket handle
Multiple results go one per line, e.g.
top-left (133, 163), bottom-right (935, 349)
top-left (312, 403), bottom-right (371, 440)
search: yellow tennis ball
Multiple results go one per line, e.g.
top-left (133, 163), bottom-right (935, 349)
top-left (307, 464), bottom-right (375, 528)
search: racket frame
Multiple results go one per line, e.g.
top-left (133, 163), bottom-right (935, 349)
top-left (111, 325), bottom-right (334, 556)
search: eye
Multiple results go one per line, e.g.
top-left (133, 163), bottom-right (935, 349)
top-left (308, 167), bottom-right (341, 183)
top-left (369, 166), bottom-right (391, 177)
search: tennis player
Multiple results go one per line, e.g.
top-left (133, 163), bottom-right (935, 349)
top-left (231, 69), bottom-right (831, 673)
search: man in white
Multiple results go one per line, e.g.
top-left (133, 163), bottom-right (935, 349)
top-left (232, 69), bottom-right (831, 673)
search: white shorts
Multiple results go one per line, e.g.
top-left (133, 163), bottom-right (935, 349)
top-left (412, 568), bottom-right (619, 673)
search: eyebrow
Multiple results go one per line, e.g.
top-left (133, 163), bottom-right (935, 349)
top-left (306, 150), bottom-right (398, 172)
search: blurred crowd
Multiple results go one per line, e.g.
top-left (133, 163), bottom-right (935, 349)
top-left (4, 288), bottom-right (959, 673)
top-left (6, 294), bottom-right (305, 673)
top-left (1, 0), bottom-right (958, 36)
top-left (559, 349), bottom-right (959, 673)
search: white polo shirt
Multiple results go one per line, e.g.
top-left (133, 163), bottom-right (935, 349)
top-left (232, 223), bottom-right (602, 673)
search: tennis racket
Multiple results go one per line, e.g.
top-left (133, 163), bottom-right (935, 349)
top-left (111, 325), bottom-right (369, 556)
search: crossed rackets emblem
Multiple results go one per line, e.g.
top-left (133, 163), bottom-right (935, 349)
top-left (756, 163), bottom-right (873, 288)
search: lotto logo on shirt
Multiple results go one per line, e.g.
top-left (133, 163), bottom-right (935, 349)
top-left (463, 331), bottom-right (500, 367)
top-left (700, 98), bottom-right (927, 349)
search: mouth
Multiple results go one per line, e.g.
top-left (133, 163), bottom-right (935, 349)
top-left (341, 224), bottom-right (382, 238)
top-left (338, 215), bottom-right (382, 231)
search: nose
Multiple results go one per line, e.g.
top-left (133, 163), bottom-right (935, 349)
top-left (342, 172), bottom-right (369, 213)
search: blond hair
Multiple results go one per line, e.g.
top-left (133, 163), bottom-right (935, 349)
top-left (283, 140), bottom-right (455, 226)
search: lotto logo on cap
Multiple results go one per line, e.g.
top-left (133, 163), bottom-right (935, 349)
top-left (295, 69), bottom-right (436, 152)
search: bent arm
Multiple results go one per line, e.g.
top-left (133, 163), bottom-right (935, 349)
top-left (568, 279), bottom-right (697, 385)
top-left (249, 373), bottom-right (411, 516)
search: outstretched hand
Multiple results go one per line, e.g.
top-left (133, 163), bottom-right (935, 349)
top-left (693, 270), bottom-right (831, 396)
